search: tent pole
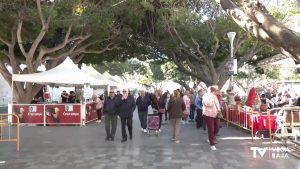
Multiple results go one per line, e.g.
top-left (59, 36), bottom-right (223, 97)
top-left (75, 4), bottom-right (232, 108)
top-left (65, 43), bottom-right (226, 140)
top-left (11, 80), bottom-right (13, 104)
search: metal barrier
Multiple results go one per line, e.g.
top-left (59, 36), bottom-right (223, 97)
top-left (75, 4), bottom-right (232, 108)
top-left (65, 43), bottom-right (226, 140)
top-left (0, 114), bottom-right (20, 152)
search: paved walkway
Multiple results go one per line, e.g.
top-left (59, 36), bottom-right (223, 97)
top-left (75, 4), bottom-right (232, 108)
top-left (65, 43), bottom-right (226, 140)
top-left (0, 113), bottom-right (299, 169)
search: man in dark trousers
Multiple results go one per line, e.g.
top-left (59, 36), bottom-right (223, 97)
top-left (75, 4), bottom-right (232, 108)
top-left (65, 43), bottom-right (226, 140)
top-left (136, 90), bottom-right (151, 133)
top-left (119, 88), bottom-right (136, 143)
top-left (103, 89), bottom-right (121, 141)
top-left (195, 89), bottom-right (205, 130)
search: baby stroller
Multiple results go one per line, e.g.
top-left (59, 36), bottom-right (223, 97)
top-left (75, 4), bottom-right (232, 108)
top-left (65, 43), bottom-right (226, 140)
top-left (147, 114), bottom-right (160, 136)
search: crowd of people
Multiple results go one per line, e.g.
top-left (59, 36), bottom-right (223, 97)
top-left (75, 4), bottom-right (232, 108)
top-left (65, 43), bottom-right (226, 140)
top-left (90, 86), bottom-right (223, 151)
top-left (58, 83), bottom-right (300, 151)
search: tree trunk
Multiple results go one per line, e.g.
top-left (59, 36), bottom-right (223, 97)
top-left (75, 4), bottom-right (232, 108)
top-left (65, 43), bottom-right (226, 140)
top-left (218, 0), bottom-right (300, 62)
top-left (13, 82), bottom-right (44, 104)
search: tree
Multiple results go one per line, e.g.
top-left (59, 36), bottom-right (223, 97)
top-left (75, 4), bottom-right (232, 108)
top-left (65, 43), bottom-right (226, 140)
top-left (138, 0), bottom-right (269, 88)
top-left (0, 0), bottom-right (122, 103)
top-left (235, 64), bottom-right (281, 93)
top-left (161, 62), bottom-right (192, 90)
top-left (217, 0), bottom-right (300, 62)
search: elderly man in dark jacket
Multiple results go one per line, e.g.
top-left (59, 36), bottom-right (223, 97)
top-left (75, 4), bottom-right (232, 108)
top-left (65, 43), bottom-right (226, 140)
top-left (103, 89), bottom-right (121, 141)
top-left (136, 90), bottom-right (151, 133)
top-left (119, 88), bottom-right (136, 142)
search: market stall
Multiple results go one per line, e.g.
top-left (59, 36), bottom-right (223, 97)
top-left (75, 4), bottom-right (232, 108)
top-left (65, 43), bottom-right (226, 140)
top-left (10, 57), bottom-right (105, 126)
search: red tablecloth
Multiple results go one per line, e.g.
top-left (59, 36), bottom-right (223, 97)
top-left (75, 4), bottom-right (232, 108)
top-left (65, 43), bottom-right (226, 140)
top-left (247, 113), bottom-right (277, 134)
top-left (225, 108), bottom-right (277, 134)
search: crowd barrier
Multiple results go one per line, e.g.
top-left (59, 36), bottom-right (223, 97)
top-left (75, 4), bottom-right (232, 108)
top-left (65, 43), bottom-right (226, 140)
top-left (0, 114), bottom-right (20, 152)
top-left (221, 102), bottom-right (300, 144)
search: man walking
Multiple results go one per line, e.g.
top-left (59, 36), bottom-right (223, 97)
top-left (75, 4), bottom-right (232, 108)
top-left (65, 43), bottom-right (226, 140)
top-left (103, 89), bottom-right (121, 141)
top-left (136, 90), bottom-right (151, 133)
top-left (189, 89), bottom-right (196, 122)
top-left (195, 89), bottom-right (205, 130)
top-left (119, 88), bottom-right (136, 142)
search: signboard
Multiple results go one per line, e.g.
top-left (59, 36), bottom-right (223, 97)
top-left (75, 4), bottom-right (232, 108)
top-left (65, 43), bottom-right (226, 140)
top-left (83, 83), bottom-right (93, 98)
top-left (225, 58), bottom-right (237, 76)
top-left (45, 104), bottom-right (81, 125)
top-left (12, 104), bottom-right (44, 124)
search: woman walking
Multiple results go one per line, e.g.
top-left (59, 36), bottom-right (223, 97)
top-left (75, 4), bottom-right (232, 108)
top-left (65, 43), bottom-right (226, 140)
top-left (168, 90), bottom-right (186, 143)
top-left (182, 90), bottom-right (190, 124)
top-left (151, 90), bottom-right (165, 132)
top-left (202, 86), bottom-right (220, 151)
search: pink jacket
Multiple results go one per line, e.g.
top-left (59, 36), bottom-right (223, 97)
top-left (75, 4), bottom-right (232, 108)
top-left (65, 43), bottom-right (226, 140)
top-left (183, 95), bottom-right (190, 114)
top-left (202, 92), bottom-right (220, 118)
top-left (95, 97), bottom-right (103, 110)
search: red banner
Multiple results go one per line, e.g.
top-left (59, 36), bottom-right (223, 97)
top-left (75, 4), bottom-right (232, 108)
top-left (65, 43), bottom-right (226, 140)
top-left (85, 103), bottom-right (98, 123)
top-left (12, 104), bottom-right (44, 124)
top-left (45, 104), bottom-right (81, 125)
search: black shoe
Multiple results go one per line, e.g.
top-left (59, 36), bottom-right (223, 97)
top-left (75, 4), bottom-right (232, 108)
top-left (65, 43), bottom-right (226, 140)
top-left (105, 137), bottom-right (110, 141)
top-left (121, 138), bottom-right (127, 143)
top-left (110, 137), bottom-right (114, 141)
top-left (129, 135), bottom-right (132, 140)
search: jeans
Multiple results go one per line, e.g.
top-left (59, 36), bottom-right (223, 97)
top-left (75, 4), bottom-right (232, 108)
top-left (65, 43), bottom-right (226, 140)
top-left (170, 118), bottom-right (181, 141)
top-left (189, 104), bottom-right (195, 120)
top-left (104, 114), bottom-right (117, 139)
top-left (121, 117), bottom-right (133, 139)
top-left (138, 111), bottom-right (147, 129)
top-left (204, 115), bottom-right (218, 146)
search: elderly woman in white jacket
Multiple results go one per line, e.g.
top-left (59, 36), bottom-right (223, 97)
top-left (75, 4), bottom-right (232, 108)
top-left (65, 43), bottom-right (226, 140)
top-left (202, 86), bottom-right (220, 151)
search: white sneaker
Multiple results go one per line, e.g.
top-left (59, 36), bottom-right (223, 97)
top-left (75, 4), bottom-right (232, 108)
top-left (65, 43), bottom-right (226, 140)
top-left (211, 146), bottom-right (216, 151)
top-left (141, 128), bottom-right (144, 132)
top-left (143, 129), bottom-right (147, 133)
top-left (175, 140), bottom-right (180, 143)
top-left (158, 129), bottom-right (161, 132)
top-left (171, 138), bottom-right (176, 141)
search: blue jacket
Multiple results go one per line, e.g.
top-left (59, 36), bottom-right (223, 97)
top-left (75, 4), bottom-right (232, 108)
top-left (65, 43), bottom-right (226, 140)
top-left (119, 95), bottom-right (136, 118)
top-left (195, 95), bottom-right (203, 110)
top-left (136, 95), bottom-right (151, 112)
top-left (103, 96), bottom-right (122, 115)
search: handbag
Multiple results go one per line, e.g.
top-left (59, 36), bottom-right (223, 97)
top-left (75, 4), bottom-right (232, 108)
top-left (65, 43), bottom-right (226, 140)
top-left (156, 101), bottom-right (165, 114)
top-left (158, 108), bottom-right (165, 114)
top-left (214, 99), bottom-right (223, 119)
top-left (216, 110), bottom-right (223, 119)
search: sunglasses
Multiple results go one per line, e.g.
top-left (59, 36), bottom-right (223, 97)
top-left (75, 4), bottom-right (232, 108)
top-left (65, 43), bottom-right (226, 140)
top-left (109, 92), bottom-right (115, 93)
top-left (123, 91), bottom-right (127, 92)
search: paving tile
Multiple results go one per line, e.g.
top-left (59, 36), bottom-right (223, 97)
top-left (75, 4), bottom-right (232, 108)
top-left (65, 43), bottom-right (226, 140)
top-left (0, 112), bottom-right (299, 169)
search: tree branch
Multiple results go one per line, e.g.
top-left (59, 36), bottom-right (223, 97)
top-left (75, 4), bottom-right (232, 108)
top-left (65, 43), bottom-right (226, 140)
top-left (0, 36), bottom-right (10, 47)
top-left (36, 0), bottom-right (46, 26)
top-left (82, 42), bottom-right (120, 54)
top-left (16, 21), bottom-right (28, 57)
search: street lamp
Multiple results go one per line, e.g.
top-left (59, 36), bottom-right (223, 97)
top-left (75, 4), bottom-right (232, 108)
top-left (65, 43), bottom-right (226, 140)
top-left (227, 32), bottom-right (236, 90)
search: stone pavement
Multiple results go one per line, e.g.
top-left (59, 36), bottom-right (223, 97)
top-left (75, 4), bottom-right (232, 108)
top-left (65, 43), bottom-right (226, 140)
top-left (0, 113), bottom-right (300, 169)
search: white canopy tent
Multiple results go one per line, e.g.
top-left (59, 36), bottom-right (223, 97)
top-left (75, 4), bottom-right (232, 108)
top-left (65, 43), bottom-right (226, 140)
top-left (80, 64), bottom-right (118, 87)
top-left (12, 57), bottom-right (105, 86)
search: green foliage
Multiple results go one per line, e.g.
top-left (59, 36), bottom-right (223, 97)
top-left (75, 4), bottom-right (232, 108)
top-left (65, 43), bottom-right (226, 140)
top-left (161, 62), bottom-right (189, 82)
top-left (269, 0), bottom-right (299, 21)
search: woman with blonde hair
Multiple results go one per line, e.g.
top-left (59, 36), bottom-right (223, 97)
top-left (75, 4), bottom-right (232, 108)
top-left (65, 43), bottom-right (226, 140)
top-left (167, 90), bottom-right (186, 143)
top-left (182, 90), bottom-right (190, 124)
